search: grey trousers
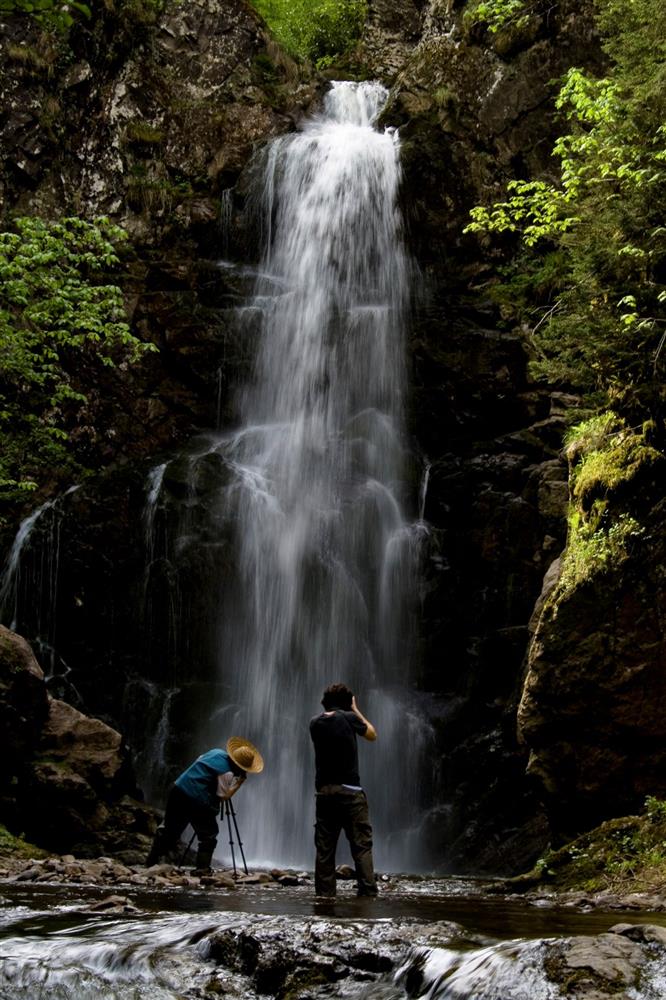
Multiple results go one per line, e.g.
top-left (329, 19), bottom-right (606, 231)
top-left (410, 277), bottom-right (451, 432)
top-left (314, 789), bottom-right (377, 897)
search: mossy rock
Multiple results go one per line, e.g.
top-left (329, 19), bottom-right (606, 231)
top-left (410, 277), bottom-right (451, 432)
top-left (0, 823), bottom-right (47, 860)
top-left (521, 802), bottom-right (666, 894)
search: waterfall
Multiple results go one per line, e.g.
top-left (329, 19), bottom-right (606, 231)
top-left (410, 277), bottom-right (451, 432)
top-left (210, 81), bottom-right (429, 870)
top-left (0, 499), bottom-right (56, 630)
top-left (0, 485), bottom-right (79, 681)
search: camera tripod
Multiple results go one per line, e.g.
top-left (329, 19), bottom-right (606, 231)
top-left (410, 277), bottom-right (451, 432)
top-left (179, 799), bottom-right (249, 877)
top-left (223, 797), bottom-right (249, 878)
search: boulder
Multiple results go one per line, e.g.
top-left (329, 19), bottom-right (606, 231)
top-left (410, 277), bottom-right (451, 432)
top-left (0, 625), bottom-right (49, 816)
top-left (0, 626), bottom-right (156, 857)
top-left (518, 499), bottom-right (666, 839)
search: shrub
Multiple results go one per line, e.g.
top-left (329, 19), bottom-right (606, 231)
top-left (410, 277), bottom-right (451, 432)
top-left (0, 216), bottom-right (155, 502)
top-left (250, 0), bottom-right (367, 63)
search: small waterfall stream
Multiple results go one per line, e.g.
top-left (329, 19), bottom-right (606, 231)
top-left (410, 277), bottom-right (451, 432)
top-left (0, 485), bottom-right (79, 688)
top-left (211, 80), bottom-right (428, 869)
top-left (2, 889), bottom-right (666, 1000)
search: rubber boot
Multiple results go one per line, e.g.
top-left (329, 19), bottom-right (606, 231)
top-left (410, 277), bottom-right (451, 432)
top-left (193, 847), bottom-right (213, 875)
top-left (145, 828), bottom-right (165, 867)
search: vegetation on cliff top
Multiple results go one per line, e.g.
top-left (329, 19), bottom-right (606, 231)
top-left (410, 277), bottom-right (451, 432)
top-left (466, 0), bottom-right (546, 33)
top-left (249, 0), bottom-right (366, 63)
top-left (0, 0), bottom-right (166, 34)
top-left (465, 0), bottom-right (666, 420)
top-left (0, 216), bottom-right (154, 508)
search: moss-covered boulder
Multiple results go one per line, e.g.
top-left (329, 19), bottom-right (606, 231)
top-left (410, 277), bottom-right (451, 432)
top-left (518, 420), bottom-right (666, 839)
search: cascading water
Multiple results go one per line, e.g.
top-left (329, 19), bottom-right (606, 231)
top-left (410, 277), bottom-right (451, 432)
top-left (209, 80), bottom-right (430, 870)
top-left (0, 485), bottom-right (79, 686)
top-left (0, 80), bottom-right (430, 873)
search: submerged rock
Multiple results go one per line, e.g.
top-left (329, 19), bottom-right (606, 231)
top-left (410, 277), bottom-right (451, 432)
top-left (396, 923), bottom-right (666, 1000)
top-left (206, 915), bottom-right (468, 998)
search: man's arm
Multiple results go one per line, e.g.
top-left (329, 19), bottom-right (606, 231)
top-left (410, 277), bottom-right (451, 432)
top-left (352, 695), bottom-right (377, 741)
top-left (217, 771), bottom-right (246, 800)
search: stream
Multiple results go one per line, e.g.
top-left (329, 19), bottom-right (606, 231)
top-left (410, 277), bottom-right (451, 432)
top-left (2, 879), bottom-right (666, 999)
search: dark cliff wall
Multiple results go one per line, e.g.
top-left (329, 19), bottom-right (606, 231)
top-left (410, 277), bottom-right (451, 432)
top-left (2, 0), bottom-right (647, 875)
top-left (358, 0), bottom-right (599, 871)
top-left (1, 0), bottom-right (319, 473)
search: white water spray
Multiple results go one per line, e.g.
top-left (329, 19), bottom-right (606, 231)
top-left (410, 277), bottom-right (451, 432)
top-left (215, 81), bottom-right (428, 870)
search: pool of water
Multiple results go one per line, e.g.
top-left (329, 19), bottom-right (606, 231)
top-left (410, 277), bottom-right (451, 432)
top-left (2, 877), bottom-right (664, 940)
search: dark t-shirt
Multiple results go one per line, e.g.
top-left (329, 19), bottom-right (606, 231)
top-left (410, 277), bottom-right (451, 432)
top-left (310, 710), bottom-right (367, 790)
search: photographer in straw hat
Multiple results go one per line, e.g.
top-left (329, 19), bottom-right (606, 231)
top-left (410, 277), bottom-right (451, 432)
top-left (146, 737), bottom-right (263, 873)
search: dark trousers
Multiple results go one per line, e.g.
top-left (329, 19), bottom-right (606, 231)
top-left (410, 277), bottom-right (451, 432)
top-left (146, 785), bottom-right (218, 868)
top-left (314, 790), bottom-right (377, 897)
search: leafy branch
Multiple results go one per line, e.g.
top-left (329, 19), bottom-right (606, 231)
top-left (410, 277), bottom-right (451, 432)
top-left (0, 216), bottom-right (156, 500)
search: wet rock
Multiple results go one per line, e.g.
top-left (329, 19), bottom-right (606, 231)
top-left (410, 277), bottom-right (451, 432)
top-left (544, 931), bottom-right (648, 998)
top-left (518, 494), bottom-right (666, 838)
top-left (394, 922), bottom-right (666, 1000)
top-left (200, 873), bottom-right (237, 888)
top-left (612, 923), bottom-right (666, 946)
top-left (0, 628), bottom-right (157, 860)
top-left (276, 874), bottom-right (300, 886)
top-left (145, 863), bottom-right (179, 877)
top-left (14, 867), bottom-right (40, 882)
top-left (207, 915), bottom-right (463, 997)
top-left (0, 625), bottom-right (49, 822)
top-left (336, 865), bottom-right (356, 880)
top-left (232, 872), bottom-right (271, 885)
top-left (87, 894), bottom-right (139, 913)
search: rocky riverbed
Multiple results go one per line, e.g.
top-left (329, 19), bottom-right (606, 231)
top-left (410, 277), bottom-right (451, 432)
top-left (3, 860), bottom-right (666, 999)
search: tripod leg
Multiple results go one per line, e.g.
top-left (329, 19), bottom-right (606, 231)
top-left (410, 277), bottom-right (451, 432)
top-left (180, 829), bottom-right (197, 867)
top-left (225, 799), bottom-right (238, 878)
top-left (229, 801), bottom-right (249, 876)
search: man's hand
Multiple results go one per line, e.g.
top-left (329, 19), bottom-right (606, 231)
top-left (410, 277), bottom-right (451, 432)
top-left (217, 772), bottom-right (245, 800)
top-left (352, 695), bottom-right (377, 741)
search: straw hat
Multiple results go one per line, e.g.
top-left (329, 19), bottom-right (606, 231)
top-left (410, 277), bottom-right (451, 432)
top-left (227, 736), bottom-right (264, 773)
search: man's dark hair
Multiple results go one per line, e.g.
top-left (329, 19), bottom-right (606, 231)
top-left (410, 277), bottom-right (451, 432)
top-left (322, 683), bottom-right (353, 711)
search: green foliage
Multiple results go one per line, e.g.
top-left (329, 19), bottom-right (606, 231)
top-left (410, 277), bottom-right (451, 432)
top-left (464, 0), bottom-right (666, 404)
top-left (249, 0), bottom-right (366, 63)
top-left (566, 412), bottom-right (663, 508)
top-left (554, 413), bottom-right (664, 595)
top-left (525, 800), bottom-right (666, 893)
top-left (465, 0), bottom-right (537, 33)
top-left (0, 822), bottom-right (48, 859)
top-left (646, 796), bottom-right (666, 824)
top-left (123, 120), bottom-right (164, 146)
top-left (0, 0), bottom-right (90, 33)
top-left (0, 0), bottom-right (167, 35)
top-left (0, 216), bottom-right (154, 500)
top-left (558, 509), bottom-right (643, 595)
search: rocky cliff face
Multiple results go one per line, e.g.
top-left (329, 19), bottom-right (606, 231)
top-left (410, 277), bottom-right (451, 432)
top-left (518, 489), bottom-right (666, 843)
top-left (1, 0), bottom-right (645, 874)
top-left (1, 0), bottom-right (319, 477)
top-left (357, 0), bottom-right (599, 871)
top-left (0, 625), bottom-right (155, 859)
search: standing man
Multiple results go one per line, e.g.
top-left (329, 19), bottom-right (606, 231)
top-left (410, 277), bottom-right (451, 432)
top-left (309, 683), bottom-right (378, 897)
top-left (146, 736), bottom-right (263, 872)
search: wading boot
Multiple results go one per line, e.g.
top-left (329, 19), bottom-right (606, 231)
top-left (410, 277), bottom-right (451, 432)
top-left (145, 827), bottom-right (165, 867)
top-left (193, 848), bottom-right (213, 876)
